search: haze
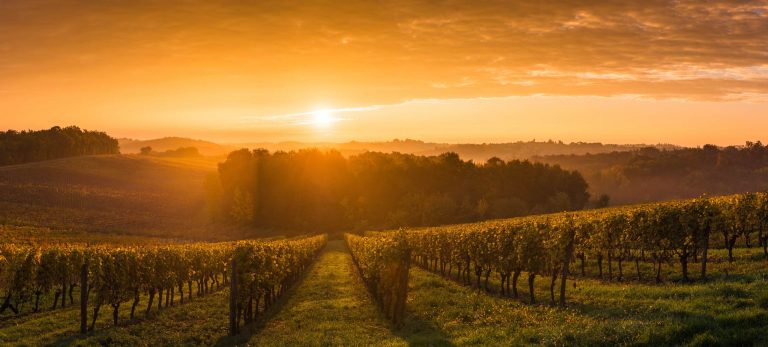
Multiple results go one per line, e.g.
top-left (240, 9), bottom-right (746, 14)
top-left (1, 0), bottom-right (767, 145)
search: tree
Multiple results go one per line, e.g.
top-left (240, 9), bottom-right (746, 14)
top-left (594, 194), bottom-right (610, 208)
top-left (0, 126), bottom-right (119, 165)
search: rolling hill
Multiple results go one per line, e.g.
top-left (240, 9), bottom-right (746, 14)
top-left (118, 137), bottom-right (235, 156)
top-left (0, 154), bottom-right (237, 240)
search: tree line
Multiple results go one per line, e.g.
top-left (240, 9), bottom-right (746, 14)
top-left (208, 149), bottom-right (590, 233)
top-left (139, 146), bottom-right (202, 157)
top-left (0, 126), bottom-right (119, 166)
top-left (537, 141), bottom-right (768, 204)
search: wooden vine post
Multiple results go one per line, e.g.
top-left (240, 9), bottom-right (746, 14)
top-left (228, 257), bottom-right (238, 336)
top-left (559, 228), bottom-right (576, 307)
top-left (80, 259), bottom-right (88, 334)
top-left (393, 248), bottom-right (411, 326)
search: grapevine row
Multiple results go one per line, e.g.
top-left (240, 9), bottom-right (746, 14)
top-left (228, 234), bottom-right (327, 334)
top-left (0, 235), bottom-right (327, 336)
top-left (0, 242), bottom-right (232, 326)
top-left (408, 216), bottom-right (578, 305)
top-left (403, 192), bottom-right (768, 306)
top-left (345, 232), bottom-right (410, 325)
top-left (572, 193), bottom-right (768, 283)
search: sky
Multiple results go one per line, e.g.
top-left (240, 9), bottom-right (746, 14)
top-left (1, 0), bottom-right (767, 146)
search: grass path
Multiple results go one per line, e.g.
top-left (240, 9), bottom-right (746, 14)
top-left (247, 240), bottom-right (408, 346)
top-left (0, 287), bottom-right (231, 346)
top-left (404, 263), bottom-right (768, 346)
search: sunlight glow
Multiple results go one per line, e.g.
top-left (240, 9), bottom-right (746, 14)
top-left (311, 109), bottom-right (335, 128)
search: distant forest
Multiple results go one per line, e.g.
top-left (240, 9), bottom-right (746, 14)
top-left (0, 126), bottom-right (119, 166)
top-left (537, 141), bottom-right (768, 204)
top-left (207, 149), bottom-right (590, 232)
top-left (119, 136), bottom-right (677, 160)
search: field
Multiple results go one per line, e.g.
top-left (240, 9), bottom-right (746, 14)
top-left (0, 154), bottom-right (244, 241)
top-left (5, 0), bottom-right (767, 344)
top-left (2, 238), bottom-right (767, 346)
top-left (2, 155), bottom-right (768, 346)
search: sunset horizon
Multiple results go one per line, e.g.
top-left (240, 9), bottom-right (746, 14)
top-left (7, 94), bottom-right (768, 147)
top-left (3, 1), bottom-right (768, 345)
top-left (2, 1), bottom-right (767, 146)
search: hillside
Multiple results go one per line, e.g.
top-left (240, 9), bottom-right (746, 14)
top-left (0, 154), bottom-right (235, 240)
top-left (118, 137), bottom-right (235, 156)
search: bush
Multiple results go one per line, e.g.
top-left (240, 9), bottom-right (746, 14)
top-left (758, 292), bottom-right (768, 309)
top-left (688, 332), bottom-right (718, 347)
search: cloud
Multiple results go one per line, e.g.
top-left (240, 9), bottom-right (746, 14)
top-left (1, 0), bottom-right (767, 113)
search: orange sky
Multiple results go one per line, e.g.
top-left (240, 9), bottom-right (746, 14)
top-left (1, 0), bottom-right (767, 146)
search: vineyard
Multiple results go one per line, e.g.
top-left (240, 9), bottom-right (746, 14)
top-left (2, 193), bottom-right (768, 345)
top-left (349, 192), bottom-right (768, 313)
top-left (0, 235), bottom-right (326, 338)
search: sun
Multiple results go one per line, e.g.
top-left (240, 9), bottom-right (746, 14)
top-left (311, 109), bottom-right (334, 128)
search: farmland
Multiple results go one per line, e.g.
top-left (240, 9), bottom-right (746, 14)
top-left (5, 0), bottom-right (768, 344)
top-left (0, 154), bottom-right (234, 241)
top-left (1, 155), bottom-right (768, 346)
top-left (2, 238), bottom-right (766, 346)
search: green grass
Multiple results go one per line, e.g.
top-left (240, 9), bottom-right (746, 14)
top-left (404, 267), bottom-right (768, 346)
top-left (246, 240), bottom-right (408, 346)
top-left (401, 245), bottom-right (768, 346)
top-left (67, 291), bottom-right (230, 347)
top-left (0, 284), bottom-right (230, 346)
